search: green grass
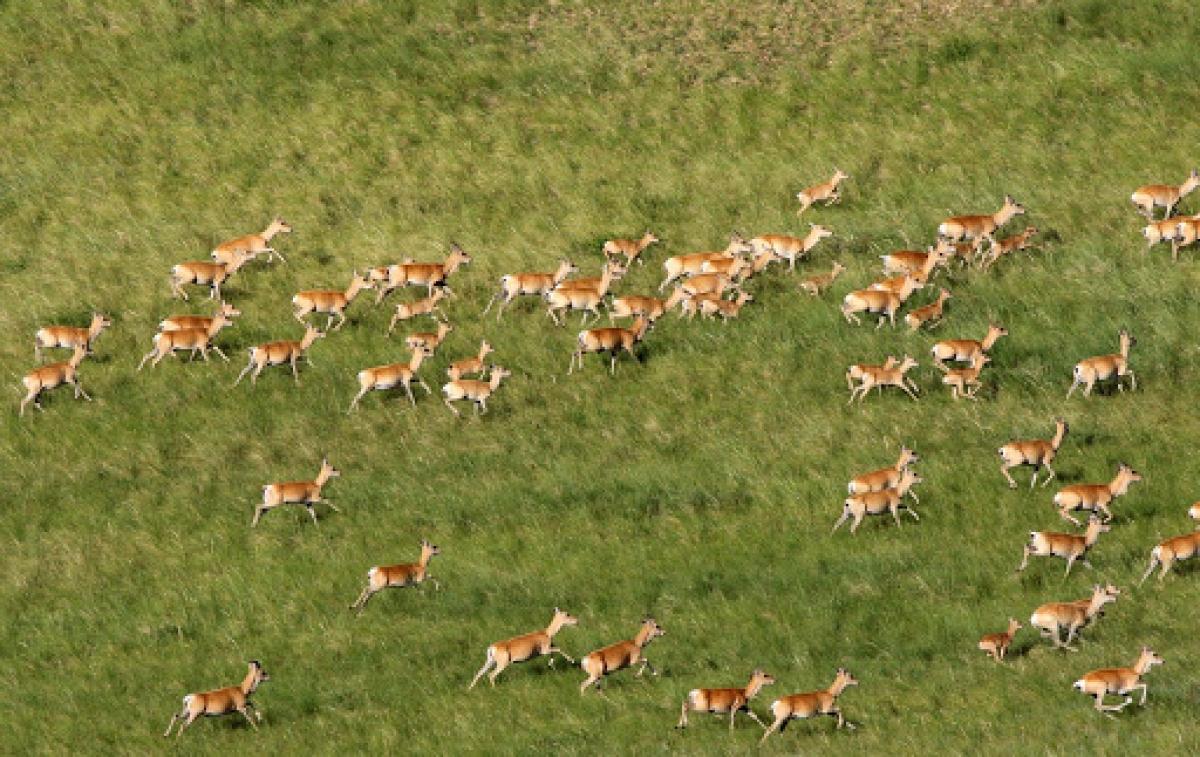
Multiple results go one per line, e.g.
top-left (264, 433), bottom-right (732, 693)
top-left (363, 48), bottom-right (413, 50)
top-left (4, 0), bottom-right (1200, 753)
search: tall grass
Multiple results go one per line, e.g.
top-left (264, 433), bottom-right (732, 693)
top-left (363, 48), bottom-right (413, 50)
top-left (3, 0), bottom-right (1200, 753)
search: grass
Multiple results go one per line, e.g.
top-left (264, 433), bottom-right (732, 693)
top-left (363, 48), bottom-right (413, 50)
top-left (3, 0), bottom-right (1200, 753)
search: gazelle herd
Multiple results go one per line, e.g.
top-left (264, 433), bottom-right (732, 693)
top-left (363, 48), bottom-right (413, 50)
top-left (21, 164), bottom-right (1198, 742)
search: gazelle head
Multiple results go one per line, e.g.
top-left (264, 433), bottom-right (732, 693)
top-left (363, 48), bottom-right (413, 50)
top-left (89, 312), bottom-right (113, 330)
top-left (319, 459), bottom-right (341, 481)
top-left (1189, 501), bottom-right (1200, 523)
top-left (1002, 195), bottom-right (1026, 216)
top-left (488, 365), bottom-right (513, 386)
top-left (1118, 329), bottom-right (1136, 353)
top-left (899, 355), bottom-right (919, 373)
top-left (898, 445), bottom-right (920, 468)
top-left (807, 223), bottom-right (834, 242)
top-left (637, 617), bottom-right (666, 645)
top-left (269, 217), bottom-right (293, 236)
top-left (832, 168), bottom-right (850, 184)
top-left (1182, 169), bottom-right (1200, 194)
top-left (419, 540), bottom-right (441, 562)
top-left (1006, 618), bottom-right (1023, 634)
top-left (727, 233), bottom-right (753, 256)
top-left (640, 230), bottom-right (661, 247)
top-left (748, 669), bottom-right (777, 693)
top-left (551, 607), bottom-right (579, 630)
top-left (1085, 515), bottom-right (1112, 537)
top-left (833, 668), bottom-right (859, 692)
top-left (1136, 646), bottom-right (1165, 673)
top-left (245, 660), bottom-right (270, 690)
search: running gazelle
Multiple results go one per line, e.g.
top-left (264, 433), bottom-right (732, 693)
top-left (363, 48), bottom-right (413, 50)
top-left (350, 540), bottom-right (441, 615)
top-left (163, 661), bottom-right (269, 738)
top-left (579, 618), bottom-right (665, 693)
top-left (1067, 329), bottom-right (1136, 397)
top-left (469, 608), bottom-right (578, 688)
top-left (677, 669), bottom-right (775, 730)
top-left (1073, 647), bottom-right (1164, 716)
top-left (760, 668), bottom-right (858, 744)
top-left (998, 418), bottom-right (1068, 489)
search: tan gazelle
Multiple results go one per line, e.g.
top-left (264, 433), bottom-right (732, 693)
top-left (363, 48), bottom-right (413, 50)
top-left (235, 325), bottom-right (325, 385)
top-left (796, 169), bottom-right (850, 215)
top-left (1131, 169), bottom-right (1199, 219)
top-left (469, 608), bottom-right (579, 689)
top-left (579, 617), bottom-right (665, 693)
top-left (447, 340), bottom-right (495, 381)
top-left (1054, 462), bottom-right (1141, 526)
top-left (845, 356), bottom-right (899, 393)
top-left (138, 306), bottom-right (237, 369)
top-left (931, 323), bottom-right (1007, 370)
top-left (841, 277), bottom-right (921, 328)
top-left (1073, 647), bottom-right (1164, 716)
top-left (941, 354), bottom-right (990, 400)
top-left (832, 469), bottom-right (923, 533)
top-left (443, 365), bottom-right (512, 416)
top-left (569, 316), bottom-right (652, 375)
top-left (978, 619), bottom-right (1022, 662)
top-left (405, 321), bottom-right (454, 354)
top-left (163, 661), bottom-right (269, 738)
top-left (252, 458), bottom-right (341, 527)
top-left (848, 445), bottom-right (919, 495)
top-left (1067, 329), bottom-right (1136, 397)
top-left (998, 418), bottom-right (1069, 489)
top-left (760, 668), bottom-right (858, 743)
top-left (292, 271), bottom-right (374, 331)
top-left (212, 216), bottom-right (292, 263)
top-left (750, 224), bottom-right (833, 271)
top-left (20, 345), bottom-right (90, 416)
top-left (159, 301), bottom-right (240, 334)
top-left (171, 248), bottom-right (253, 301)
top-left (905, 288), bottom-right (952, 332)
top-left (799, 261), bottom-right (846, 296)
top-left (374, 244), bottom-right (471, 301)
top-left (660, 235), bottom-right (752, 291)
top-left (609, 288), bottom-right (686, 324)
top-left (350, 540), bottom-right (441, 616)
top-left (1141, 530), bottom-right (1200, 583)
top-left (483, 259), bottom-right (578, 318)
top-left (937, 195), bottom-right (1026, 246)
top-left (676, 669), bottom-right (775, 730)
top-left (847, 355), bottom-right (919, 403)
top-left (34, 312), bottom-right (112, 361)
top-left (981, 226), bottom-right (1038, 271)
top-left (1019, 515), bottom-right (1110, 576)
top-left (1030, 583), bottom-right (1120, 650)
top-left (388, 289), bottom-right (448, 334)
top-left (348, 346), bottom-right (434, 410)
top-left (604, 230), bottom-right (660, 267)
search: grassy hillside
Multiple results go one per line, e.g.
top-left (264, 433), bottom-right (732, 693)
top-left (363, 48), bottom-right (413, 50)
top-left (3, 0), bottom-right (1200, 753)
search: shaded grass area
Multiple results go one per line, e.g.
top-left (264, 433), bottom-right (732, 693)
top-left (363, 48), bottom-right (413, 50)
top-left (2, 0), bottom-right (1200, 753)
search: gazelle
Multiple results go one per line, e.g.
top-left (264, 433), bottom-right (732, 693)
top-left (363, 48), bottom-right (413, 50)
top-left (138, 307), bottom-right (237, 369)
top-left (252, 458), bottom-right (340, 527)
top-left (978, 619), bottom-right (1022, 662)
top-left (1030, 583), bottom-right (1121, 650)
top-left (841, 277), bottom-right (921, 328)
top-left (799, 261), bottom-right (845, 296)
top-left (1054, 462), bottom-right (1141, 526)
top-left (1141, 214), bottom-right (1196, 253)
top-left (1067, 329), bottom-right (1136, 397)
top-left (1140, 530), bottom-right (1200, 583)
top-left (388, 289), bottom-right (448, 334)
top-left (603, 230), bottom-right (660, 267)
top-left (569, 316), bottom-right (652, 375)
top-left (443, 365), bottom-right (511, 416)
top-left (869, 272), bottom-right (926, 300)
top-left (905, 288), bottom-right (952, 332)
top-left (34, 312), bottom-right (112, 361)
top-left (1019, 515), bottom-right (1110, 576)
top-left (546, 265), bottom-right (620, 326)
top-left (676, 669), bottom-right (775, 730)
top-left (700, 291), bottom-right (753, 321)
top-left (609, 288), bottom-right (686, 324)
top-left (879, 242), bottom-right (952, 279)
top-left (981, 226), bottom-right (1038, 271)
top-left (760, 668), bottom-right (858, 744)
top-left (930, 323), bottom-right (1007, 370)
top-left (469, 608), bottom-right (579, 689)
top-left (553, 260), bottom-right (627, 295)
top-left (579, 617), bottom-right (665, 693)
top-left (751, 225), bottom-right (833, 271)
top-left (938, 195), bottom-right (1026, 246)
top-left (698, 253), bottom-right (748, 280)
top-left (234, 325), bottom-right (325, 385)
top-left (20, 345), bottom-right (90, 416)
top-left (832, 469), bottom-right (923, 533)
top-left (348, 346), bottom-right (434, 410)
top-left (374, 244), bottom-right (471, 301)
top-left (941, 354), bottom-right (990, 400)
top-left (1073, 647), bottom-right (1164, 716)
top-left (999, 418), bottom-right (1069, 489)
top-left (848, 444), bottom-right (919, 495)
top-left (680, 272), bottom-right (737, 298)
top-left (349, 540), bottom-right (441, 615)
top-left (447, 340), bottom-right (494, 381)
top-left (736, 249), bottom-right (781, 283)
top-left (483, 259), bottom-right (578, 318)
top-left (170, 248), bottom-right (253, 300)
top-left (212, 216), bottom-right (292, 263)
top-left (1131, 169), bottom-right (1199, 219)
top-left (163, 661), bottom-right (269, 738)
top-left (679, 291), bottom-right (723, 320)
top-left (796, 169), bottom-right (850, 215)
top-left (160, 301), bottom-right (240, 334)
top-left (1171, 216), bottom-right (1200, 262)
top-left (660, 235), bottom-right (751, 291)
top-left (292, 271), bottom-right (373, 331)
top-left (845, 356), bottom-right (899, 393)
top-left (405, 321), bottom-right (454, 354)
top-left (848, 355), bottom-right (919, 403)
